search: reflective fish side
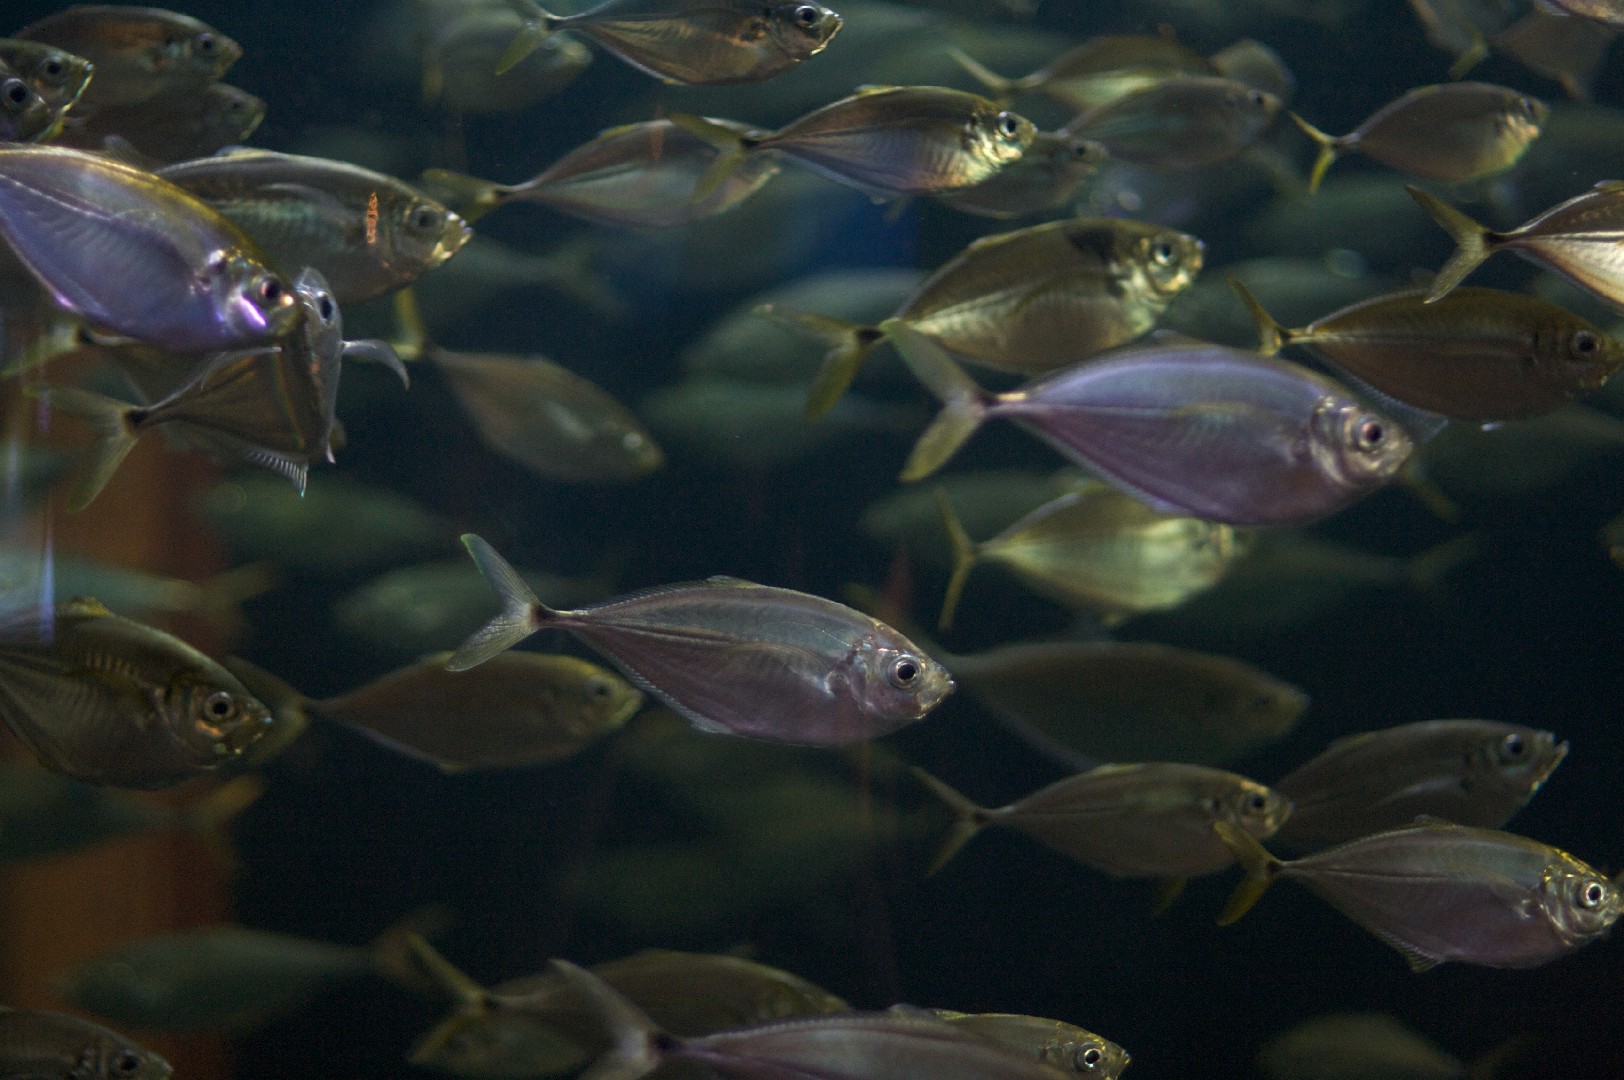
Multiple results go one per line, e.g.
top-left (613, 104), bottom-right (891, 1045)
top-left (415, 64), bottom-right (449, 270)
top-left (0, 1006), bottom-right (170, 1080)
top-left (421, 118), bottom-right (781, 228)
top-left (1272, 719), bottom-right (1568, 849)
top-left (1067, 76), bottom-right (1281, 171)
top-left (496, 0), bottom-right (843, 85)
top-left (931, 130), bottom-right (1109, 220)
top-left (0, 598), bottom-right (272, 789)
top-left (1215, 819), bottom-right (1624, 970)
top-left (15, 6), bottom-right (239, 108)
top-left (0, 147), bottom-right (296, 351)
top-left (1291, 82), bottom-right (1547, 192)
top-left (1233, 280), bottom-right (1624, 421)
top-left (891, 324), bottom-right (1413, 526)
top-left (57, 83), bottom-right (267, 165)
top-left (447, 534), bottom-right (953, 746)
top-left (1538, 0), bottom-right (1624, 29)
top-left (920, 1011), bottom-right (1130, 1080)
top-left (161, 149), bottom-right (472, 303)
top-left (912, 763), bottom-right (1291, 882)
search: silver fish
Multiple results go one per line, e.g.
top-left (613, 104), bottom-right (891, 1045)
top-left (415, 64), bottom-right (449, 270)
top-left (0, 1007), bottom-right (170, 1080)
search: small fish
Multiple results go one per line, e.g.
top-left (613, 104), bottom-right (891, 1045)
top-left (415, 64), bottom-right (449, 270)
top-left (931, 130), bottom-right (1109, 220)
top-left (0, 57), bottom-right (68, 143)
top-left (918, 1011), bottom-right (1130, 1080)
top-left (448, 534), bottom-right (953, 746)
top-left (15, 6), bottom-right (239, 107)
top-left (0, 38), bottom-right (95, 116)
top-left (1290, 83), bottom-right (1546, 193)
top-left (1067, 76), bottom-right (1281, 171)
top-left (0, 1006), bottom-right (170, 1080)
top-left (934, 483), bottom-right (1240, 629)
top-left (891, 323), bottom-right (1413, 526)
top-left (1490, 10), bottom-right (1617, 101)
top-left (1209, 38), bottom-right (1296, 105)
top-left (58, 83), bottom-right (266, 164)
top-left (763, 217), bottom-right (1205, 418)
top-left (496, 0), bottom-right (842, 84)
top-left (950, 35), bottom-right (1216, 113)
top-left (421, 117), bottom-right (781, 228)
top-left (1272, 720), bottom-right (1568, 849)
top-left (1538, 0), bottom-right (1624, 29)
top-left (199, 476), bottom-right (453, 570)
top-left (1215, 818), bottom-right (1624, 969)
top-left (1257, 1012), bottom-right (1465, 1080)
top-left (0, 598), bottom-right (272, 789)
top-left (911, 763), bottom-right (1290, 886)
top-left (0, 146), bottom-right (296, 351)
top-left (674, 86), bottom-right (1035, 200)
top-left (0, 545), bottom-right (271, 632)
top-left (1233, 280), bottom-right (1624, 421)
top-left (161, 149), bottom-right (472, 303)
top-left (420, 6), bottom-right (591, 112)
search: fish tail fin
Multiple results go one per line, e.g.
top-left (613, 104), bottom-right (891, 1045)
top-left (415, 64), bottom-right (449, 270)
top-left (1406, 531), bottom-right (1480, 598)
top-left (908, 766), bottom-right (992, 875)
top-left (933, 487), bottom-right (978, 632)
top-left (1227, 277), bottom-right (1289, 356)
top-left (418, 168), bottom-right (507, 224)
top-left (666, 112), bottom-right (752, 201)
top-left (403, 933), bottom-right (489, 1011)
top-left (947, 47), bottom-right (1015, 102)
top-left (178, 774), bottom-right (265, 873)
top-left (752, 304), bottom-right (879, 419)
top-left (1405, 185), bottom-right (1494, 301)
top-left (548, 959), bottom-right (666, 1080)
top-left (882, 320), bottom-right (988, 482)
top-left (1285, 111), bottom-right (1341, 194)
top-left (1212, 821), bottom-right (1283, 925)
top-left (494, 0), bottom-right (561, 74)
top-left (1447, 34), bottom-right (1489, 80)
top-left (447, 534), bottom-right (546, 671)
top-left (29, 385), bottom-right (139, 511)
top-left (372, 907), bottom-right (458, 994)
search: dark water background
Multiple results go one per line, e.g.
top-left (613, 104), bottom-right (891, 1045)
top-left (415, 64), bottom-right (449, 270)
top-left (9, 0), bottom-right (1624, 1077)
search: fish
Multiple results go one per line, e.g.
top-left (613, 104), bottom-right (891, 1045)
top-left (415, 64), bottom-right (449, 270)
top-left (421, 117), bottom-right (781, 229)
top-left (1215, 819), bottom-right (1624, 969)
top-left (1256, 1012), bottom-right (1465, 1080)
top-left (0, 597), bottom-right (272, 789)
top-left (495, 0), bottom-right (843, 85)
top-left (1605, 508), bottom-right (1624, 567)
top-left (673, 86), bottom-right (1035, 200)
top-left (762, 217), bottom-right (1205, 418)
top-left (1272, 719), bottom-right (1568, 849)
top-left (233, 651), bottom-right (644, 773)
top-left (1489, 10), bottom-right (1617, 102)
top-left (1209, 38), bottom-right (1296, 105)
top-left (1289, 82), bottom-right (1547, 192)
top-left (57, 83), bottom-right (267, 165)
top-left (0, 38), bottom-right (95, 116)
top-left (393, 291), bottom-right (663, 483)
top-left (1162, 254), bottom-right (1400, 348)
top-left (1408, 181), bottom-right (1624, 307)
top-left (447, 533), bottom-right (953, 746)
top-left (420, 5), bottom-right (592, 112)
top-left (14, 6), bottom-right (240, 107)
top-left (0, 544), bottom-right (271, 633)
top-left (910, 763), bottom-right (1291, 888)
top-left (1538, 0), bottom-right (1624, 29)
top-left (950, 34), bottom-right (1216, 113)
top-left (198, 475), bottom-right (453, 570)
top-left (916, 1011), bottom-right (1130, 1080)
top-left (0, 146), bottom-right (297, 352)
top-left (1067, 76), bottom-right (1281, 171)
top-left (934, 484), bottom-right (1241, 629)
top-left (0, 57), bottom-right (69, 143)
top-left (160, 149), bottom-right (472, 303)
top-left (890, 322), bottom-right (1413, 526)
top-left (1232, 280), bottom-right (1624, 421)
top-left (0, 1007), bottom-right (170, 1080)
top-left (930, 129), bottom-right (1109, 220)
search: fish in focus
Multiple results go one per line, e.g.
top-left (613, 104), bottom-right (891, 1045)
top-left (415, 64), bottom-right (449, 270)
top-left (14, 6), bottom-right (240, 107)
top-left (0, 146), bottom-right (296, 351)
top-left (0, 1006), bottom-right (170, 1080)
top-left (495, 0), bottom-right (843, 85)
top-left (1233, 280), bottom-right (1623, 421)
top-left (447, 534), bottom-right (953, 746)
top-left (0, 598), bottom-right (271, 789)
top-left (1215, 819), bottom-right (1624, 970)
top-left (1289, 83), bottom-right (1547, 192)
top-left (891, 323), bottom-right (1413, 526)
top-left (1272, 719), bottom-right (1568, 849)
top-left (916, 1011), bottom-right (1129, 1080)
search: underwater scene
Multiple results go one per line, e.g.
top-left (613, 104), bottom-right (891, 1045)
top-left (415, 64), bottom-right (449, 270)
top-left (1, 0), bottom-right (1623, 1078)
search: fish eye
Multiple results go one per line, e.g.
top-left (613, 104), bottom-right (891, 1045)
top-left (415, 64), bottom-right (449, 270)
top-left (1353, 416), bottom-right (1386, 451)
top-left (1500, 732), bottom-right (1526, 759)
top-left (115, 1051), bottom-right (143, 1074)
top-left (1150, 239), bottom-right (1177, 266)
top-left (1246, 89), bottom-right (1269, 108)
top-left (1580, 880), bottom-right (1608, 909)
top-left (1074, 1045), bottom-right (1103, 1071)
top-left (887, 655), bottom-right (922, 689)
top-left (204, 691), bottom-right (239, 721)
top-left (792, 4), bottom-right (822, 27)
top-left (411, 205), bottom-right (445, 232)
top-left (994, 111), bottom-right (1021, 139)
top-left (1571, 330), bottom-right (1601, 355)
top-left (256, 275), bottom-right (286, 305)
top-left (41, 57), bottom-right (64, 78)
top-left (1, 79), bottom-right (32, 108)
top-left (194, 33), bottom-right (220, 57)
top-left (317, 294), bottom-right (337, 322)
top-left (1245, 792), bottom-right (1269, 813)
top-left (1518, 97), bottom-right (1540, 119)
top-left (585, 677), bottom-right (614, 700)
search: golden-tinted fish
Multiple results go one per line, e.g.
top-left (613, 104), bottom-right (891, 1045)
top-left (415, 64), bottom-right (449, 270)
top-left (675, 86), bottom-right (1035, 201)
top-left (763, 217), bottom-right (1204, 417)
top-left (1068, 76), bottom-right (1280, 171)
top-left (448, 534), bottom-right (953, 746)
top-left (1273, 719), bottom-right (1568, 849)
top-left (950, 35), bottom-right (1215, 113)
top-left (1216, 819), bottom-right (1623, 970)
top-left (920, 1011), bottom-right (1130, 1080)
top-left (1256, 1012), bottom-right (1465, 1080)
top-left (420, 5), bottom-right (591, 112)
top-left (1410, 181), bottom-right (1624, 307)
top-left (0, 38), bottom-right (94, 116)
top-left (931, 130), bottom-right (1108, 221)
top-left (1539, 0), bottom-right (1624, 28)
top-left (496, 0), bottom-right (842, 85)
top-left (15, 6), bottom-right (240, 107)
top-left (1290, 82), bottom-right (1546, 192)
top-left (934, 484), bottom-right (1240, 629)
top-left (912, 764), bottom-right (1290, 885)
top-left (161, 149), bottom-right (472, 303)
top-left (0, 598), bottom-right (271, 788)
top-left (57, 83), bottom-right (265, 164)
top-left (0, 1007), bottom-right (170, 1080)
top-left (0, 59), bottom-right (61, 142)
top-left (1233, 280), bottom-right (1623, 420)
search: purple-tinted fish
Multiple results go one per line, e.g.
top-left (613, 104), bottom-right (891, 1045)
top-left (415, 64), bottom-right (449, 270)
top-left (446, 535), bottom-right (953, 746)
top-left (1216, 819), bottom-right (1623, 970)
top-left (889, 322), bottom-right (1412, 526)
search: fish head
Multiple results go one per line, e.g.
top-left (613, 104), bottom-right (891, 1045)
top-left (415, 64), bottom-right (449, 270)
top-left (1494, 92), bottom-right (1548, 148)
top-left (166, 671), bottom-right (274, 762)
top-left (1543, 857), bottom-right (1624, 946)
top-left (574, 664), bottom-right (645, 732)
top-left (390, 195), bottom-right (473, 274)
top-left (1555, 326), bottom-right (1624, 393)
top-left (1220, 779), bottom-right (1293, 840)
top-left (968, 107), bottom-right (1037, 170)
top-left (0, 70), bottom-right (53, 141)
top-left (90, 1035), bottom-right (172, 1080)
top-left (765, 1), bottom-right (843, 61)
top-left (853, 628), bottom-right (955, 725)
top-left (203, 249), bottom-right (299, 343)
top-left (23, 46), bottom-right (93, 107)
top-left (1468, 725), bottom-right (1569, 797)
top-left (167, 26), bottom-right (242, 82)
top-left (293, 267), bottom-right (344, 353)
top-left (1133, 226), bottom-right (1205, 300)
top-left (1038, 1034), bottom-right (1131, 1079)
top-left (1307, 398), bottom-right (1414, 492)
top-left (1031, 132), bottom-right (1109, 179)
top-left (202, 85), bottom-right (266, 144)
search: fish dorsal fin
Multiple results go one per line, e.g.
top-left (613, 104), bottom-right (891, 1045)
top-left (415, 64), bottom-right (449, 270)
top-left (851, 84), bottom-right (900, 96)
top-left (1407, 814), bottom-right (1465, 829)
top-left (702, 575), bottom-right (758, 588)
top-left (59, 596), bottom-right (114, 619)
top-left (1592, 180), bottom-right (1624, 192)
